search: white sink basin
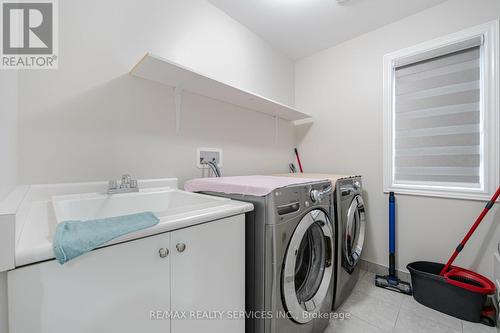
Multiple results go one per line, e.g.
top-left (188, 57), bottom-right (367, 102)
top-left (12, 178), bottom-right (253, 267)
top-left (52, 188), bottom-right (231, 223)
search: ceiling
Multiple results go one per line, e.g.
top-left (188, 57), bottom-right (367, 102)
top-left (208, 0), bottom-right (448, 59)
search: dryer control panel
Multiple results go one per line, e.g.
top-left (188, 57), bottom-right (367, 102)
top-left (338, 177), bottom-right (363, 198)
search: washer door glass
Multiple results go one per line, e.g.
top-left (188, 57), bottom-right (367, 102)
top-left (282, 209), bottom-right (334, 324)
top-left (344, 195), bottom-right (366, 269)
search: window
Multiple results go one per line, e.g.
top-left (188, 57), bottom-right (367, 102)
top-left (383, 21), bottom-right (499, 200)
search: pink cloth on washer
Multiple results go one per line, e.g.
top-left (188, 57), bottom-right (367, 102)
top-left (184, 175), bottom-right (326, 197)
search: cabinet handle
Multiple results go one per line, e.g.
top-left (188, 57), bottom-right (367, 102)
top-left (159, 248), bottom-right (169, 258)
top-left (176, 243), bottom-right (186, 253)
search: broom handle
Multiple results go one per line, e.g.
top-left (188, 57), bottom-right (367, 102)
top-left (389, 192), bottom-right (396, 276)
top-left (294, 148), bottom-right (303, 173)
top-left (440, 186), bottom-right (500, 276)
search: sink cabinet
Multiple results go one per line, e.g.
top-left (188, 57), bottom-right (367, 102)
top-left (7, 215), bottom-right (245, 333)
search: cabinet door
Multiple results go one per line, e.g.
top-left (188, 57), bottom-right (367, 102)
top-left (8, 232), bottom-right (171, 333)
top-left (171, 215), bottom-right (245, 333)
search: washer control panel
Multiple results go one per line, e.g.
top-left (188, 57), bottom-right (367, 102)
top-left (310, 186), bottom-right (333, 203)
top-left (273, 181), bottom-right (332, 216)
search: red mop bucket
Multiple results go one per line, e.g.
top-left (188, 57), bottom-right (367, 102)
top-left (408, 186), bottom-right (500, 325)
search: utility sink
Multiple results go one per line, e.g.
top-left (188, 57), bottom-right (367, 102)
top-left (12, 178), bottom-right (253, 267)
top-left (52, 188), bottom-right (231, 223)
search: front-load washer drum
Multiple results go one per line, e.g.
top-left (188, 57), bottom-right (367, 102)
top-left (343, 195), bottom-right (366, 271)
top-left (282, 209), bottom-right (334, 324)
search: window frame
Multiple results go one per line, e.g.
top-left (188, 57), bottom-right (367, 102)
top-left (383, 20), bottom-right (499, 201)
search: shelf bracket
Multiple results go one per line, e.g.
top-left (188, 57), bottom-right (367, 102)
top-left (274, 116), bottom-right (279, 144)
top-left (174, 86), bottom-right (182, 134)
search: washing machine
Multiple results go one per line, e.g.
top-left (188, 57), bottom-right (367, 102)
top-left (274, 173), bottom-right (366, 309)
top-left (184, 176), bottom-right (336, 333)
top-left (333, 176), bottom-right (366, 309)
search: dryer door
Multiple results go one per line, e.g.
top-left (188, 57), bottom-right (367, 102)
top-left (282, 209), bottom-right (334, 324)
top-left (343, 195), bottom-right (366, 271)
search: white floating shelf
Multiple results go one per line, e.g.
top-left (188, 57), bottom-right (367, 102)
top-left (130, 53), bottom-right (312, 122)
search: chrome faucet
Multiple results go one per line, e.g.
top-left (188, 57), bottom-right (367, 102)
top-left (107, 174), bottom-right (139, 194)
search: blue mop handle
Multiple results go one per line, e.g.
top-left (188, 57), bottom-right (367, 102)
top-left (389, 192), bottom-right (396, 276)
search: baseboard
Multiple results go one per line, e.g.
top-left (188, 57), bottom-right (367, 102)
top-left (359, 259), bottom-right (411, 283)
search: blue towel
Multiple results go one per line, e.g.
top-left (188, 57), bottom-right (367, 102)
top-left (53, 212), bottom-right (160, 264)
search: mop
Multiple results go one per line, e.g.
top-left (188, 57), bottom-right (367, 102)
top-left (375, 192), bottom-right (412, 295)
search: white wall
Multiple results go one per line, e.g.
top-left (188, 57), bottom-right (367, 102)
top-left (0, 272), bottom-right (7, 333)
top-left (16, 0), bottom-right (500, 281)
top-left (0, 68), bottom-right (17, 333)
top-left (0, 68), bottom-right (16, 333)
top-left (0, 70), bottom-right (18, 201)
top-left (18, 0), bottom-right (296, 185)
top-left (295, 0), bottom-right (500, 278)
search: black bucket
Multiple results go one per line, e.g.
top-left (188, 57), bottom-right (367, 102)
top-left (407, 261), bottom-right (488, 322)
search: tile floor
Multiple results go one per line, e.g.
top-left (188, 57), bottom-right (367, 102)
top-left (326, 270), bottom-right (497, 333)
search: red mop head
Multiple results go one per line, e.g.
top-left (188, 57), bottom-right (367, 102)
top-left (444, 267), bottom-right (495, 295)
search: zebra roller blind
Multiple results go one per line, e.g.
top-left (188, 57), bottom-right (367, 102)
top-left (394, 43), bottom-right (482, 186)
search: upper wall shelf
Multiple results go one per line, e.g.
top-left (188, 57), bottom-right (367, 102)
top-left (130, 53), bottom-right (312, 122)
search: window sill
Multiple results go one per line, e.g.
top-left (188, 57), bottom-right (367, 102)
top-left (384, 186), bottom-right (493, 201)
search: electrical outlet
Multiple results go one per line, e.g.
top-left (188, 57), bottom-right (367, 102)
top-left (197, 148), bottom-right (223, 169)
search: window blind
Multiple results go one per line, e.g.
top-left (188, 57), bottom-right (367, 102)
top-left (394, 46), bottom-right (481, 185)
